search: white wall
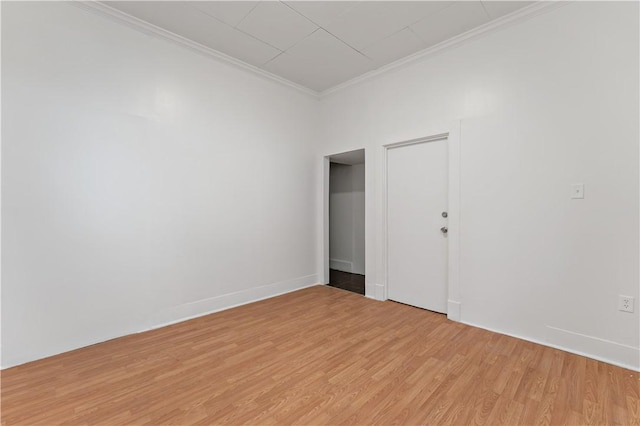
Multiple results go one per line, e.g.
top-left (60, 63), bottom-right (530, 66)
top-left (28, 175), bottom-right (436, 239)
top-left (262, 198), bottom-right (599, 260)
top-left (318, 2), bottom-right (640, 370)
top-left (1, 2), bottom-right (319, 368)
top-left (329, 162), bottom-right (365, 274)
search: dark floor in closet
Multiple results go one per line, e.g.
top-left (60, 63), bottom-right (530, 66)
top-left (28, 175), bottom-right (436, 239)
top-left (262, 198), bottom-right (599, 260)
top-left (328, 269), bottom-right (365, 295)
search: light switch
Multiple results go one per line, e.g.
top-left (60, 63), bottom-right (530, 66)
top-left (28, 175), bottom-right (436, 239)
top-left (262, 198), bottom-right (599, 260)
top-left (571, 183), bottom-right (584, 199)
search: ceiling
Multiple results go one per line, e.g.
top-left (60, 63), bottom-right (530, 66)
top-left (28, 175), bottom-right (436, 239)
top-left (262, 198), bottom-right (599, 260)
top-left (105, 1), bottom-right (534, 93)
top-left (330, 149), bottom-right (365, 165)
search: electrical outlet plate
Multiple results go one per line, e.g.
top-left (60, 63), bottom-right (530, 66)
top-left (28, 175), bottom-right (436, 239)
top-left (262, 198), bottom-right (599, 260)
top-left (618, 295), bottom-right (635, 313)
top-left (571, 183), bottom-right (584, 199)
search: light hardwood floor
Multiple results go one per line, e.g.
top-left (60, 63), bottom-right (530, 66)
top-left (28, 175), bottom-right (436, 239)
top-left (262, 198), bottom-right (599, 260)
top-left (2, 285), bottom-right (639, 425)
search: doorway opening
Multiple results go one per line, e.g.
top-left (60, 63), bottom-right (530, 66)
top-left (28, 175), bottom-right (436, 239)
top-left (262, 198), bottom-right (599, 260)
top-left (326, 149), bottom-right (365, 295)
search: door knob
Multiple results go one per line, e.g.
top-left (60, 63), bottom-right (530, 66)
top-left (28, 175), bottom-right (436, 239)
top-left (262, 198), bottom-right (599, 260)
top-left (440, 226), bottom-right (448, 234)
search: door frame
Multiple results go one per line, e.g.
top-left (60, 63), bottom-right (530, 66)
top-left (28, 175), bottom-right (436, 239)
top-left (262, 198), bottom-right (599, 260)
top-left (381, 122), bottom-right (461, 322)
top-left (321, 148), bottom-right (367, 290)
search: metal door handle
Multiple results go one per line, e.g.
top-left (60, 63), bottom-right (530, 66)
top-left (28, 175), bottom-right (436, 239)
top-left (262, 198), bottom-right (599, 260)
top-left (440, 227), bottom-right (448, 234)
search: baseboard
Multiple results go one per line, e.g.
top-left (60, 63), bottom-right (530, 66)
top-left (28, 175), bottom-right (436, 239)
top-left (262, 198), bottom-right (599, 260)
top-left (329, 258), bottom-right (353, 273)
top-left (150, 274), bottom-right (319, 330)
top-left (373, 284), bottom-right (385, 301)
top-left (447, 300), bottom-right (461, 322)
top-left (459, 320), bottom-right (640, 372)
top-left (1, 274), bottom-right (318, 370)
top-left (545, 326), bottom-right (640, 372)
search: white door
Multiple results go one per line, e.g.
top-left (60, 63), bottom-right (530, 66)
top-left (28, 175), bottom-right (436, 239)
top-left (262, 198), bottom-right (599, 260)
top-left (387, 138), bottom-right (448, 313)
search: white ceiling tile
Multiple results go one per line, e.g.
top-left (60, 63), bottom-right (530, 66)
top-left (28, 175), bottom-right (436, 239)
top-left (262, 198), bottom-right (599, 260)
top-left (363, 28), bottom-right (426, 67)
top-left (190, 1), bottom-right (259, 27)
top-left (263, 29), bottom-right (373, 91)
top-left (211, 25), bottom-right (281, 66)
top-left (324, 1), bottom-right (453, 51)
top-left (283, 1), bottom-right (359, 27)
top-left (263, 52), bottom-right (362, 92)
top-left (262, 52), bottom-right (332, 91)
top-left (236, 1), bottom-right (318, 51)
top-left (410, 1), bottom-right (491, 48)
top-left (285, 29), bottom-right (367, 64)
top-left (107, 2), bottom-right (281, 66)
top-left (481, 1), bottom-right (535, 20)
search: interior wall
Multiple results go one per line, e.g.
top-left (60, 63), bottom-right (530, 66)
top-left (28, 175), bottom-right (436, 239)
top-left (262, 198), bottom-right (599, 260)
top-left (329, 163), bottom-right (365, 275)
top-left (1, 2), bottom-right (320, 368)
top-left (318, 2), bottom-right (640, 369)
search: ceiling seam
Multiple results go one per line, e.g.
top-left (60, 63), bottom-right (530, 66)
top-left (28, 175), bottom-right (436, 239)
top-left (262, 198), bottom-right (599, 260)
top-left (365, 1), bottom-right (458, 50)
top-left (280, 27), bottom-right (322, 57)
top-left (178, 3), bottom-right (285, 64)
top-left (279, 1), bottom-right (369, 60)
top-left (262, 49), bottom-right (288, 67)
top-left (478, 1), bottom-right (493, 20)
top-left (407, 26), bottom-right (426, 45)
top-left (234, 2), bottom-right (319, 53)
top-left (278, 1), bottom-right (319, 29)
top-left (235, 1), bottom-right (261, 29)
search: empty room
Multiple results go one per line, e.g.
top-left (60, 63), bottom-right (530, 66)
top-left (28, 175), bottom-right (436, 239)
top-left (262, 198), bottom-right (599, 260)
top-left (1, 1), bottom-right (639, 425)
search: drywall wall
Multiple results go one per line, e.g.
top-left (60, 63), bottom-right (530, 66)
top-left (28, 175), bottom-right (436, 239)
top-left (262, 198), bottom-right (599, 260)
top-left (329, 163), bottom-right (365, 275)
top-left (318, 2), bottom-right (640, 369)
top-left (1, 2), bottom-right (319, 368)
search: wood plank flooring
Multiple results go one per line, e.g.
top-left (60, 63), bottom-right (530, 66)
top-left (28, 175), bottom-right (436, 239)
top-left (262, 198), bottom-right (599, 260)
top-left (1, 285), bottom-right (638, 425)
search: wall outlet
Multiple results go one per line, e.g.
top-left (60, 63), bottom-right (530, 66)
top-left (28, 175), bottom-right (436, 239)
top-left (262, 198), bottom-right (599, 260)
top-left (570, 183), bottom-right (584, 199)
top-left (618, 295), bottom-right (635, 313)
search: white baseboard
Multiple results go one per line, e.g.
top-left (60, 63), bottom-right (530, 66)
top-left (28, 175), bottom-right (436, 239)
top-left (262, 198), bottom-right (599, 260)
top-left (329, 258), bottom-right (353, 273)
top-left (1, 274), bottom-right (319, 370)
top-left (150, 274), bottom-right (319, 330)
top-left (373, 283), bottom-right (385, 301)
top-left (364, 283), bottom-right (385, 302)
top-left (447, 300), bottom-right (461, 322)
top-left (364, 283), bottom-right (383, 300)
top-left (545, 326), bottom-right (640, 372)
top-left (459, 320), bottom-right (640, 372)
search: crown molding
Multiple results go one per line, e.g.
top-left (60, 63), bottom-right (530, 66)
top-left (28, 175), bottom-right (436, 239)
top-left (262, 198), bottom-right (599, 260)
top-left (320, 1), bottom-right (570, 97)
top-left (71, 1), bottom-right (321, 99)
top-left (72, 1), bottom-right (569, 100)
